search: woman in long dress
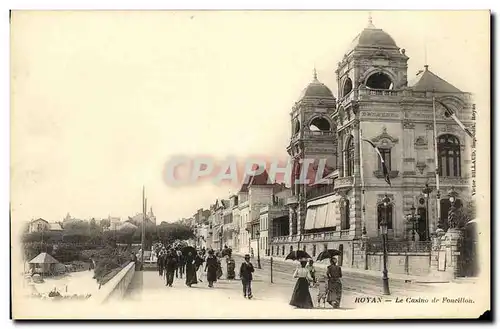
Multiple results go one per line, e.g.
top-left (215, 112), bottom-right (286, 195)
top-left (326, 257), bottom-right (342, 308)
top-left (185, 252), bottom-right (198, 287)
top-left (204, 250), bottom-right (218, 288)
top-left (289, 258), bottom-right (314, 309)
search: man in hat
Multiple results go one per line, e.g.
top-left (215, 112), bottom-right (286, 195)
top-left (239, 254), bottom-right (255, 299)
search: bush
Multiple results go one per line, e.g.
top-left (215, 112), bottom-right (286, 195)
top-left (92, 247), bottom-right (132, 285)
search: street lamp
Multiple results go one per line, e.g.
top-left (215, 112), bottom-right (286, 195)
top-left (219, 230), bottom-right (223, 251)
top-left (405, 205), bottom-right (420, 241)
top-left (447, 187), bottom-right (459, 230)
top-left (422, 184), bottom-right (433, 240)
top-left (255, 230), bottom-right (262, 269)
top-left (380, 194), bottom-right (391, 295)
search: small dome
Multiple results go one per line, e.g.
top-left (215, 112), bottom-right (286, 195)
top-left (299, 69), bottom-right (334, 99)
top-left (348, 17), bottom-right (398, 51)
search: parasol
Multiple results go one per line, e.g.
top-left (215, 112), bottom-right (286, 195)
top-left (316, 249), bottom-right (342, 261)
top-left (285, 250), bottom-right (311, 261)
top-left (181, 246), bottom-right (197, 257)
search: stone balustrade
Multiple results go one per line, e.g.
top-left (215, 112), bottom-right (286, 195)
top-left (88, 261), bottom-right (136, 304)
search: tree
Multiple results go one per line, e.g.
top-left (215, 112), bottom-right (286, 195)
top-left (157, 223), bottom-right (195, 245)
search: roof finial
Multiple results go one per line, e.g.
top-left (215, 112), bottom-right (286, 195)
top-left (367, 11), bottom-right (375, 28)
top-left (313, 67), bottom-right (318, 81)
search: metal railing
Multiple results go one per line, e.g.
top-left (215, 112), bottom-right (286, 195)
top-left (307, 184), bottom-right (336, 200)
top-left (366, 240), bottom-right (432, 253)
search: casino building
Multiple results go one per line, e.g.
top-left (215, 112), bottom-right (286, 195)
top-left (268, 16), bottom-right (474, 272)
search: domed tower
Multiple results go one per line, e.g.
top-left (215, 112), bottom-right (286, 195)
top-left (333, 14), bottom-right (409, 239)
top-left (287, 69), bottom-right (337, 236)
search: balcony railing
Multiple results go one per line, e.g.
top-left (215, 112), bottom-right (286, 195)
top-left (335, 176), bottom-right (354, 189)
top-left (366, 240), bottom-right (432, 253)
top-left (271, 230), bottom-right (352, 243)
top-left (307, 184), bottom-right (335, 200)
top-left (359, 89), bottom-right (401, 97)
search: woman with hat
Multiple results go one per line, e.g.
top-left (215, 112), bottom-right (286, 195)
top-left (289, 257), bottom-right (314, 309)
top-left (204, 249), bottom-right (218, 288)
top-left (326, 256), bottom-right (342, 308)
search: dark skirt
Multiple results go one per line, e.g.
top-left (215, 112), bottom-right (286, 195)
top-left (207, 266), bottom-right (218, 283)
top-left (185, 265), bottom-right (198, 286)
top-left (227, 263), bottom-right (235, 279)
top-left (289, 277), bottom-right (314, 309)
top-left (326, 279), bottom-right (342, 307)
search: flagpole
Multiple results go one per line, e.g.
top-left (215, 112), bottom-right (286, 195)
top-left (141, 186), bottom-right (145, 268)
top-left (432, 96), bottom-right (441, 231)
top-left (359, 128), bottom-right (366, 234)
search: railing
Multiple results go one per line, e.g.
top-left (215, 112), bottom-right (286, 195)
top-left (305, 130), bottom-right (334, 137)
top-left (272, 236), bottom-right (290, 243)
top-left (335, 176), bottom-right (354, 189)
top-left (88, 261), bottom-right (136, 304)
top-left (271, 231), bottom-right (352, 243)
top-left (286, 196), bottom-right (298, 206)
top-left (366, 240), bottom-right (432, 253)
top-left (359, 89), bottom-right (401, 97)
top-left (307, 184), bottom-right (336, 200)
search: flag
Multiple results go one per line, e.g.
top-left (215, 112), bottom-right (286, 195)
top-left (435, 100), bottom-right (474, 139)
top-left (362, 138), bottom-right (391, 186)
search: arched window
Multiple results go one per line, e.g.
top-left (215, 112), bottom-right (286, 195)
top-left (342, 77), bottom-right (353, 97)
top-left (312, 245), bottom-right (317, 257)
top-left (290, 245), bottom-right (294, 253)
top-left (309, 117), bottom-right (331, 133)
top-left (377, 203), bottom-right (393, 230)
top-left (344, 136), bottom-right (355, 176)
top-left (438, 134), bottom-right (461, 177)
top-left (303, 244), bottom-right (306, 251)
top-left (341, 199), bottom-right (351, 230)
top-left (281, 245), bottom-right (285, 256)
top-left (366, 72), bottom-right (394, 90)
top-left (294, 120), bottom-right (300, 135)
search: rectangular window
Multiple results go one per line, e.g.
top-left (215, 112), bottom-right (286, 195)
top-left (379, 148), bottom-right (391, 171)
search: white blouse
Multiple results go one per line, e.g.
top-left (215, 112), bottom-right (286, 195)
top-left (293, 267), bottom-right (313, 281)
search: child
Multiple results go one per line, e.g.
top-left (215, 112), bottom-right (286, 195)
top-left (239, 254), bottom-right (255, 299)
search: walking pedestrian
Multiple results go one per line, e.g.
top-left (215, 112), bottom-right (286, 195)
top-left (195, 250), bottom-right (204, 283)
top-left (185, 252), bottom-right (198, 287)
top-left (289, 258), bottom-right (314, 309)
top-left (204, 249), bottom-right (218, 288)
top-left (226, 254), bottom-right (236, 280)
top-left (157, 252), bottom-right (165, 277)
top-left (306, 259), bottom-right (317, 285)
top-left (216, 252), bottom-right (223, 280)
top-left (165, 249), bottom-right (177, 287)
top-left (326, 257), bottom-right (342, 309)
top-left (239, 254), bottom-right (254, 299)
top-left (176, 249), bottom-right (185, 279)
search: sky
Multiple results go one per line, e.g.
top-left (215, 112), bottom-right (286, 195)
top-left (10, 10), bottom-right (490, 225)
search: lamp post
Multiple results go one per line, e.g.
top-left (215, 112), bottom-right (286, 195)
top-left (447, 187), bottom-right (459, 230)
top-left (255, 230), bottom-right (262, 269)
top-left (219, 230), bottom-right (223, 251)
top-left (422, 184), bottom-right (433, 240)
top-left (405, 205), bottom-right (420, 241)
top-left (380, 194), bottom-right (391, 295)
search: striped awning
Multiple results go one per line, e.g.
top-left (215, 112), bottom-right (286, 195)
top-left (304, 195), bottom-right (341, 230)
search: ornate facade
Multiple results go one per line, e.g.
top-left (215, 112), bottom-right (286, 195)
top-left (270, 16), bottom-right (474, 270)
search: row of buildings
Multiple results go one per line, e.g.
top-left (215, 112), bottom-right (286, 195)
top-left (27, 208), bottom-right (157, 234)
top-left (185, 16), bottom-right (476, 278)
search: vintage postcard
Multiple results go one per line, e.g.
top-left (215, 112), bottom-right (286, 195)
top-left (10, 10), bottom-right (491, 319)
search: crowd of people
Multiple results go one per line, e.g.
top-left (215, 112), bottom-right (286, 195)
top-left (151, 242), bottom-right (343, 308)
top-left (153, 243), bottom-right (248, 292)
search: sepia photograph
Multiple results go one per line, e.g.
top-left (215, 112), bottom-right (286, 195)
top-left (9, 9), bottom-right (491, 320)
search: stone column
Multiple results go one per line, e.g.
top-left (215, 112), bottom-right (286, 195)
top-left (429, 229), bottom-right (463, 280)
top-left (288, 206), bottom-right (297, 236)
